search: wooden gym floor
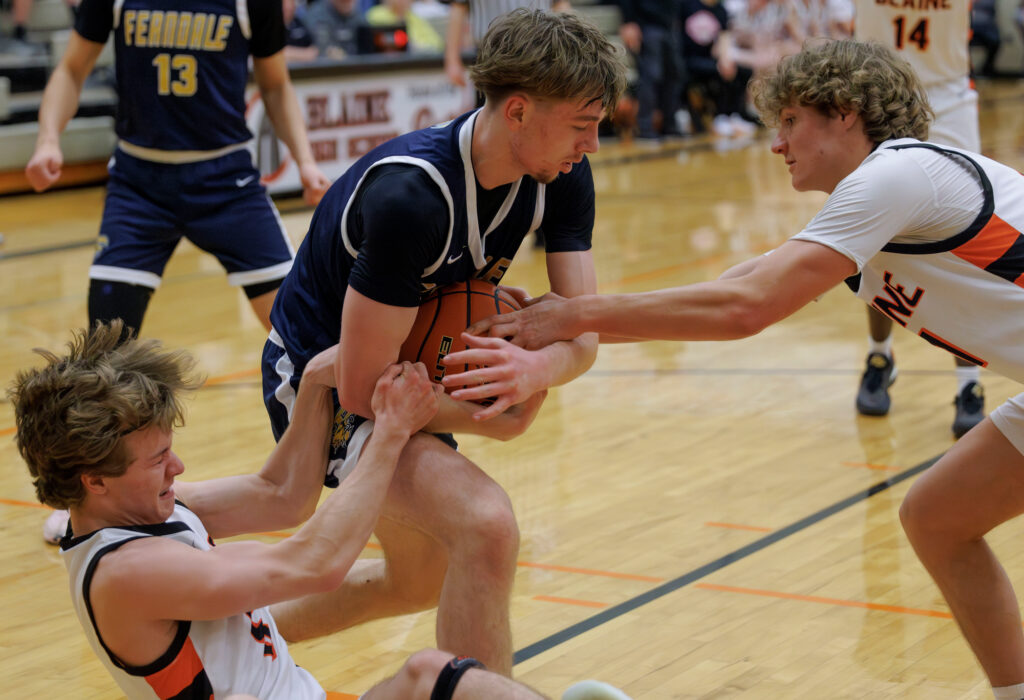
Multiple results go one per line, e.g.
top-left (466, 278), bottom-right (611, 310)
top-left (1, 78), bottom-right (1023, 699)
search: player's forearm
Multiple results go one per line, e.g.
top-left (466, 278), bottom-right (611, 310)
top-left (534, 332), bottom-right (598, 387)
top-left (277, 424), bottom-right (408, 592)
top-left (36, 65), bottom-right (85, 146)
top-left (179, 382), bottom-right (333, 537)
top-left (571, 281), bottom-right (772, 342)
top-left (261, 81), bottom-right (317, 169)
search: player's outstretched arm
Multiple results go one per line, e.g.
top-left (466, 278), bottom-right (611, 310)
top-left (469, 240), bottom-right (856, 346)
top-left (25, 32), bottom-right (104, 192)
top-left (175, 346), bottom-right (340, 539)
top-left (94, 363), bottom-right (440, 630)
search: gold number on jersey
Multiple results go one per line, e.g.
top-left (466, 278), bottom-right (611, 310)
top-left (152, 53), bottom-right (198, 97)
top-left (892, 16), bottom-right (929, 51)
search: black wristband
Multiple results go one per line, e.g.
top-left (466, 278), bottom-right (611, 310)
top-left (429, 656), bottom-right (485, 700)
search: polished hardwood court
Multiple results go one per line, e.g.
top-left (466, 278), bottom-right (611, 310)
top-left (1, 78), bottom-right (1023, 699)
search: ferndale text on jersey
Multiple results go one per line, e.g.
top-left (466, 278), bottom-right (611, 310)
top-left (121, 11), bottom-right (234, 51)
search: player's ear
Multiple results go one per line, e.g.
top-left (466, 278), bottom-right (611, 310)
top-left (81, 471), bottom-right (109, 496)
top-left (504, 94), bottom-right (529, 129)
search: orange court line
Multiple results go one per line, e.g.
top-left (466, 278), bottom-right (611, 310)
top-left (607, 253), bottom-right (732, 289)
top-left (326, 692), bottom-right (359, 700)
top-left (696, 582), bottom-right (953, 619)
top-left (0, 426), bottom-right (16, 437)
top-left (704, 521), bottom-right (773, 532)
top-left (0, 498), bottom-right (48, 509)
top-left (202, 367), bottom-right (260, 386)
top-left (533, 595), bottom-right (609, 609)
top-left (516, 561), bottom-right (665, 582)
top-left (841, 461), bottom-right (902, 472)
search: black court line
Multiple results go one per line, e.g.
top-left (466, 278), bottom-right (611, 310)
top-left (586, 367), bottom-right (959, 378)
top-left (512, 454), bottom-right (940, 665)
top-left (0, 238), bottom-right (95, 261)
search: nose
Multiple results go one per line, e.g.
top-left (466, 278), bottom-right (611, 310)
top-left (580, 122), bottom-right (599, 154)
top-left (168, 451), bottom-right (185, 478)
top-left (771, 132), bottom-right (786, 155)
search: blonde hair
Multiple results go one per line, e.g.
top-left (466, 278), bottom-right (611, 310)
top-left (752, 39), bottom-right (933, 142)
top-left (8, 321), bottom-right (202, 509)
top-left (470, 9), bottom-right (627, 114)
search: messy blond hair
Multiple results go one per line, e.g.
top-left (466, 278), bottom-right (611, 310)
top-left (8, 321), bottom-right (202, 509)
top-left (753, 39), bottom-right (933, 143)
top-left (470, 9), bottom-right (627, 114)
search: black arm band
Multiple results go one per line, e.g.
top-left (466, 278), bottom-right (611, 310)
top-left (430, 656), bottom-right (485, 700)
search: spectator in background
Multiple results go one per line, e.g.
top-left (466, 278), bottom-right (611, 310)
top-left (970, 0), bottom-right (1001, 76)
top-left (283, 0), bottom-right (320, 63)
top-left (619, 0), bottom-right (686, 142)
top-left (1, 0), bottom-right (46, 55)
top-left (442, 0), bottom-right (570, 89)
top-left (680, 0), bottom-right (754, 137)
top-left (367, 0), bottom-right (446, 52)
top-left (306, 0), bottom-right (368, 59)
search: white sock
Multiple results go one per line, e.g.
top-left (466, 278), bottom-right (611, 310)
top-left (992, 682), bottom-right (1024, 700)
top-left (867, 334), bottom-right (893, 358)
top-left (956, 364), bottom-right (980, 392)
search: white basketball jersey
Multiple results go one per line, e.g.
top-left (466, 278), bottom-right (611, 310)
top-left (61, 503), bottom-right (325, 700)
top-left (853, 0), bottom-right (970, 89)
top-left (854, 143), bottom-right (1024, 383)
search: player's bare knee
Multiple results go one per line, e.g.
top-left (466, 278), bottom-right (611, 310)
top-left (400, 649), bottom-right (452, 695)
top-left (462, 488), bottom-right (520, 566)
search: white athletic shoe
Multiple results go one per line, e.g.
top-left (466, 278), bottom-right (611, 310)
top-left (561, 680), bottom-right (633, 700)
top-left (43, 509), bottom-right (70, 544)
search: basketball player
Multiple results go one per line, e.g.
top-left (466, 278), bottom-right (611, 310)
top-left (461, 40), bottom-right (1024, 698)
top-left (262, 9), bottom-right (625, 674)
top-left (852, 0), bottom-right (985, 436)
top-left (10, 322), bottom-right (633, 699)
top-left (24, 0), bottom-right (331, 338)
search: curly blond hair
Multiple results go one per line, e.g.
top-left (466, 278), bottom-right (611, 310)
top-left (752, 39), bottom-right (933, 143)
top-left (8, 321), bottom-right (202, 509)
top-left (470, 9), bottom-right (627, 114)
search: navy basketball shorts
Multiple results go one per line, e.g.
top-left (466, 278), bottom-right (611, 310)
top-left (90, 148), bottom-right (294, 290)
top-left (262, 330), bottom-right (457, 488)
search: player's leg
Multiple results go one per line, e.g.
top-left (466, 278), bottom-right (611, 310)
top-left (275, 432), bottom-right (519, 673)
top-left (88, 150), bottom-right (181, 337)
top-left (271, 513), bottom-right (449, 639)
top-left (377, 434), bottom-right (519, 674)
top-left (856, 307), bottom-right (896, 415)
top-left (185, 150), bottom-right (293, 332)
top-left (362, 650), bottom-right (546, 700)
top-left (900, 397), bottom-right (1024, 687)
top-left (951, 355), bottom-right (985, 438)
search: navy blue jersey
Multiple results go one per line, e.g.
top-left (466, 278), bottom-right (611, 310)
top-left (75, 0), bottom-right (285, 151)
top-left (271, 109), bottom-right (595, 369)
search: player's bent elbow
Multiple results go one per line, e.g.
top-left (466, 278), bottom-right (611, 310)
top-left (721, 295), bottom-right (775, 338)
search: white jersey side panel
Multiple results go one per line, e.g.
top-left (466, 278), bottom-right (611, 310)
top-left (61, 504), bottom-right (325, 700)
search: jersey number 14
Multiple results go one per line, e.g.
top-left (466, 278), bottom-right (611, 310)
top-left (892, 16), bottom-right (929, 51)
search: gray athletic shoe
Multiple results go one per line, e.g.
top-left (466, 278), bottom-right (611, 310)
top-left (952, 381), bottom-right (985, 439)
top-left (856, 352), bottom-right (897, 416)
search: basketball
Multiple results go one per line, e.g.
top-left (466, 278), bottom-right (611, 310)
top-left (398, 279), bottom-right (521, 393)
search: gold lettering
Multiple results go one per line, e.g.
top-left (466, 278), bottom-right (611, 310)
top-left (188, 13), bottom-right (206, 50)
top-left (211, 15), bottom-right (233, 51)
top-left (148, 11), bottom-right (163, 47)
top-left (135, 10), bottom-right (150, 47)
top-left (162, 11), bottom-right (177, 46)
top-left (123, 10), bottom-right (135, 46)
top-left (175, 12), bottom-right (192, 49)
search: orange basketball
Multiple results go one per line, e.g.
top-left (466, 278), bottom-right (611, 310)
top-left (399, 279), bottom-right (520, 393)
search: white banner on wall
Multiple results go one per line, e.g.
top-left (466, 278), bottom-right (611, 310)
top-left (245, 69), bottom-right (474, 195)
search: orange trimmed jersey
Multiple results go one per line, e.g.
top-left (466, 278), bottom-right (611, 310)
top-left (850, 143), bottom-right (1024, 382)
top-left (61, 503), bottom-right (325, 699)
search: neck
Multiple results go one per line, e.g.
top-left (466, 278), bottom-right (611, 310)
top-left (471, 107), bottom-right (524, 190)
